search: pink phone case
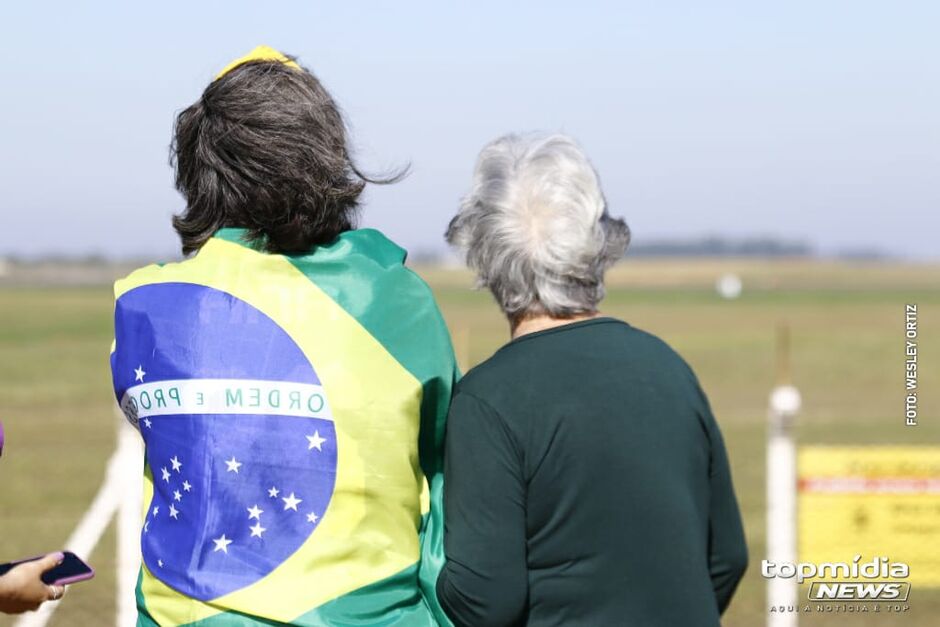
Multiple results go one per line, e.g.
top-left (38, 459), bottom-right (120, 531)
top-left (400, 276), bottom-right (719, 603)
top-left (47, 552), bottom-right (95, 586)
top-left (1, 552), bottom-right (96, 586)
top-left (49, 568), bottom-right (95, 586)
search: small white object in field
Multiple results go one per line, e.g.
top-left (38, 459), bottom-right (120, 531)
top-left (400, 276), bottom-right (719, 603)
top-left (770, 384), bottom-right (802, 415)
top-left (716, 273), bottom-right (742, 299)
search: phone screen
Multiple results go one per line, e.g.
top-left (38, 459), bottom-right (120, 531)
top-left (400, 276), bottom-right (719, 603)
top-left (0, 552), bottom-right (94, 585)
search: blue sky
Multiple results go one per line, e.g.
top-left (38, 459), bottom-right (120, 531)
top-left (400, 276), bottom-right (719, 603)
top-left (1, 1), bottom-right (937, 259)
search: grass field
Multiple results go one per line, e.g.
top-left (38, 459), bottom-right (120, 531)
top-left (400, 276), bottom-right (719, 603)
top-left (0, 258), bottom-right (938, 626)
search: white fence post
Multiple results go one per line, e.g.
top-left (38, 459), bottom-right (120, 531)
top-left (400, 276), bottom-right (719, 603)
top-left (766, 323), bottom-right (801, 627)
top-left (116, 417), bottom-right (143, 627)
top-left (766, 381), bottom-right (801, 627)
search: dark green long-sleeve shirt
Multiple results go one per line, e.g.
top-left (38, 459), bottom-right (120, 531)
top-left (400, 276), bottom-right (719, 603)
top-left (437, 318), bottom-right (748, 627)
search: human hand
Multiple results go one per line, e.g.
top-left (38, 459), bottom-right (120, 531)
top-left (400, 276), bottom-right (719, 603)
top-left (0, 553), bottom-right (66, 614)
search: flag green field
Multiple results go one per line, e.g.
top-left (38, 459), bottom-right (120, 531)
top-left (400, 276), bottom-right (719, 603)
top-left (1, 258), bottom-right (938, 627)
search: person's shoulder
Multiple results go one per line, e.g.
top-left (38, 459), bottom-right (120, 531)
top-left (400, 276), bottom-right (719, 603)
top-left (621, 322), bottom-right (683, 356)
top-left (114, 237), bottom-right (243, 300)
top-left (338, 228), bottom-right (406, 266)
top-left (312, 228), bottom-right (438, 295)
top-left (620, 323), bottom-right (700, 380)
top-left (450, 359), bottom-right (519, 440)
top-left (453, 349), bottom-right (514, 400)
top-left (505, 317), bottom-right (685, 364)
top-left (536, 318), bottom-right (701, 387)
top-left (356, 229), bottom-right (438, 295)
top-left (326, 228), bottom-right (413, 278)
top-left (315, 229), bottom-right (455, 378)
top-left (113, 258), bottom-right (187, 300)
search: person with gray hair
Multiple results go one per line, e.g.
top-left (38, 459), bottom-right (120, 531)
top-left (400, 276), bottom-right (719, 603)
top-left (436, 134), bottom-right (748, 626)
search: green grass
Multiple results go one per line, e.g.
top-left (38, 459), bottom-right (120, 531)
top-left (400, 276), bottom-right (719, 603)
top-left (0, 260), bottom-right (938, 626)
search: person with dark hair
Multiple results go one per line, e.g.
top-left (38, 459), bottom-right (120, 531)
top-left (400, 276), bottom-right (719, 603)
top-left (171, 47), bottom-right (402, 255)
top-left (110, 47), bottom-right (457, 626)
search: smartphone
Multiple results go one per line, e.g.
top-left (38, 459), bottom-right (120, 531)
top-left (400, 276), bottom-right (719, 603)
top-left (0, 551), bottom-right (95, 586)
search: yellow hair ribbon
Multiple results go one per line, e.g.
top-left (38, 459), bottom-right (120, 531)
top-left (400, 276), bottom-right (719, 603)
top-left (215, 45), bottom-right (301, 80)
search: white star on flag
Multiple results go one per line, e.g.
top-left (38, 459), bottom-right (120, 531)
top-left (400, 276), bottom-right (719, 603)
top-left (169, 504), bottom-right (179, 520)
top-left (182, 480), bottom-right (192, 492)
top-left (268, 486), bottom-right (280, 498)
top-left (173, 490), bottom-right (182, 502)
top-left (225, 457), bottom-right (242, 473)
top-left (153, 506), bottom-right (159, 516)
top-left (249, 522), bottom-right (267, 538)
top-left (134, 365), bottom-right (146, 382)
top-left (306, 431), bottom-right (327, 451)
top-left (170, 456), bottom-right (182, 472)
top-left (247, 505), bottom-right (263, 520)
top-left (282, 492), bottom-right (302, 511)
top-left (144, 520), bottom-right (150, 533)
top-left (161, 467), bottom-right (171, 482)
top-left (157, 559), bottom-right (163, 568)
top-left (306, 512), bottom-right (319, 524)
top-left (143, 418), bottom-right (152, 429)
top-left (213, 534), bottom-right (232, 553)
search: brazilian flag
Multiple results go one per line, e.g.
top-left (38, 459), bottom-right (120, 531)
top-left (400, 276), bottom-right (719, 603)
top-left (111, 228), bottom-right (457, 626)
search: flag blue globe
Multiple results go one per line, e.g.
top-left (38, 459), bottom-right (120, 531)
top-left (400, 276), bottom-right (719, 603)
top-left (112, 282), bottom-right (338, 600)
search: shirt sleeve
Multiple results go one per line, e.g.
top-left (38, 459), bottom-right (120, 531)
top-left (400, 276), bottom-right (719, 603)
top-left (701, 394), bottom-right (749, 614)
top-left (436, 391), bottom-right (528, 627)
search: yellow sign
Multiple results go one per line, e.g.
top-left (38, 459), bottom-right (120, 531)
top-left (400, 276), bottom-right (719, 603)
top-left (799, 446), bottom-right (940, 587)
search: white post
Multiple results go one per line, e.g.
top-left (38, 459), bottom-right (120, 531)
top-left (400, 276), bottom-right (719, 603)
top-left (767, 382), bottom-right (801, 627)
top-left (115, 414), bottom-right (143, 627)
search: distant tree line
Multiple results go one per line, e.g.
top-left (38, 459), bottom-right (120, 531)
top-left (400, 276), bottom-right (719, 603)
top-left (2, 236), bottom-right (890, 266)
top-left (626, 236), bottom-right (814, 257)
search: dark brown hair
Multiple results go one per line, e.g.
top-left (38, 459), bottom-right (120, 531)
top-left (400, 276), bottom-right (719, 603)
top-left (171, 58), bottom-right (404, 255)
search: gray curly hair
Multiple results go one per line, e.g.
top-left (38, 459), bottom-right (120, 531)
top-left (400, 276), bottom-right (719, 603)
top-left (446, 133), bottom-right (630, 320)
